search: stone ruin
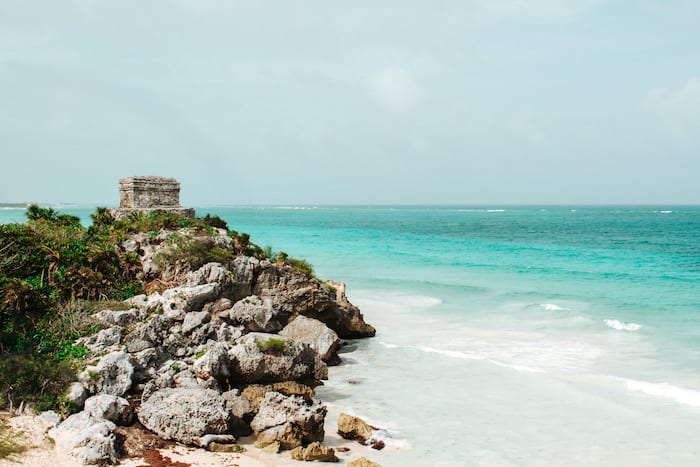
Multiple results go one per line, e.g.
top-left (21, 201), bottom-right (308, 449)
top-left (111, 176), bottom-right (195, 220)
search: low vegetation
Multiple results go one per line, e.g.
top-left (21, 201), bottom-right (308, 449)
top-left (0, 418), bottom-right (28, 459)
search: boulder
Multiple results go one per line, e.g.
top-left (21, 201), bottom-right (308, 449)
top-left (182, 310), bottom-right (211, 334)
top-left (280, 315), bottom-right (340, 363)
top-left (348, 458), bottom-right (382, 467)
top-left (192, 342), bottom-right (232, 383)
top-left (227, 295), bottom-right (286, 332)
top-left (162, 283), bottom-right (220, 312)
top-left (79, 350), bottom-right (134, 396)
top-left (138, 387), bottom-right (235, 444)
top-left (241, 382), bottom-right (315, 412)
top-left (290, 441), bottom-right (339, 462)
top-left (78, 326), bottom-right (123, 353)
top-left (250, 392), bottom-right (326, 450)
top-left (48, 411), bottom-right (119, 465)
top-left (84, 394), bottom-right (133, 425)
top-left (186, 262), bottom-right (233, 289)
top-left (228, 256), bottom-right (259, 302)
top-left (66, 382), bottom-right (88, 412)
top-left (38, 410), bottom-right (62, 428)
top-left (229, 333), bottom-right (327, 384)
top-left (131, 347), bottom-right (166, 384)
top-left (123, 313), bottom-right (178, 353)
top-left (337, 413), bottom-right (373, 442)
top-left (93, 308), bottom-right (141, 327)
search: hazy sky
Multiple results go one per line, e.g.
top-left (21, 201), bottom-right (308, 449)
top-left (1, 1), bottom-right (698, 205)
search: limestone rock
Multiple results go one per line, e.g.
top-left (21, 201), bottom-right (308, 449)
top-left (228, 256), bottom-right (259, 302)
top-left (250, 392), bottom-right (326, 450)
top-left (66, 382), bottom-right (88, 412)
top-left (38, 410), bottom-right (62, 428)
top-left (138, 387), bottom-right (234, 444)
top-left (280, 315), bottom-right (340, 363)
top-left (228, 295), bottom-right (286, 332)
top-left (84, 394), bottom-right (133, 425)
top-left (229, 333), bottom-right (328, 384)
top-left (78, 326), bottom-right (123, 353)
top-left (94, 308), bottom-right (141, 327)
top-left (348, 458), bottom-right (382, 467)
top-left (290, 441), bottom-right (339, 462)
top-left (48, 411), bottom-right (119, 465)
top-left (337, 413), bottom-right (373, 442)
top-left (192, 342), bottom-right (232, 383)
top-left (241, 382), bottom-right (315, 412)
top-left (162, 283), bottom-right (220, 312)
top-left (79, 350), bottom-right (134, 396)
top-left (182, 310), bottom-right (211, 334)
top-left (253, 263), bottom-right (375, 338)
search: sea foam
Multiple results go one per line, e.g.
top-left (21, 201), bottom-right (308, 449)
top-left (625, 379), bottom-right (700, 408)
top-left (604, 319), bottom-right (641, 331)
top-left (540, 303), bottom-right (568, 311)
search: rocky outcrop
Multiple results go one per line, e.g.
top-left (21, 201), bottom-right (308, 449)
top-left (290, 441), bottom-right (339, 462)
top-left (253, 262), bottom-right (375, 338)
top-left (250, 392), bottom-right (326, 450)
top-left (138, 388), bottom-right (237, 444)
top-left (280, 315), bottom-right (340, 363)
top-left (50, 220), bottom-right (375, 463)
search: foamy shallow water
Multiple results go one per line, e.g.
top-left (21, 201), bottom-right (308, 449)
top-left (317, 291), bottom-right (700, 466)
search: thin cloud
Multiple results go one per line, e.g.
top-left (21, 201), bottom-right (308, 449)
top-left (369, 66), bottom-right (422, 112)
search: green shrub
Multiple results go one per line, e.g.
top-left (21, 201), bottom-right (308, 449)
top-left (0, 352), bottom-right (77, 413)
top-left (201, 214), bottom-right (228, 230)
top-left (152, 235), bottom-right (234, 272)
top-left (287, 258), bottom-right (316, 278)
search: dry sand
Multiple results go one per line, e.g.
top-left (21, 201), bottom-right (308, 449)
top-left (0, 415), bottom-right (379, 467)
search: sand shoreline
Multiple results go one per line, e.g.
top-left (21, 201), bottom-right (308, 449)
top-left (0, 414), bottom-right (381, 467)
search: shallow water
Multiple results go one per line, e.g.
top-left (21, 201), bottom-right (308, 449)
top-left (3, 206), bottom-right (699, 466)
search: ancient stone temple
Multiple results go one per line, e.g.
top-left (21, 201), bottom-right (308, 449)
top-left (111, 176), bottom-right (195, 220)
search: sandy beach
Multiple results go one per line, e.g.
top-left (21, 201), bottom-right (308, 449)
top-left (0, 414), bottom-right (379, 467)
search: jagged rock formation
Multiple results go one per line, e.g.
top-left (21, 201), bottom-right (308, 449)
top-left (47, 223), bottom-right (375, 465)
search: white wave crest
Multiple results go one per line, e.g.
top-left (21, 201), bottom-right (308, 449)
top-left (419, 346), bottom-right (543, 373)
top-left (625, 379), bottom-right (700, 407)
top-left (605, 319), bottom-right (641, 331)
top-left (540, 303), bottom-right (568, 311)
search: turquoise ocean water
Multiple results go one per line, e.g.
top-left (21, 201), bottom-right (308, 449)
top-left (2, 206), bottom-right (699, 466)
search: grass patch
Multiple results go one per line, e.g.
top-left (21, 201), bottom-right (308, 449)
top-left (255, 337), bottom-right (290, 353)
top-left (0, 418), bottom-right (27, 460)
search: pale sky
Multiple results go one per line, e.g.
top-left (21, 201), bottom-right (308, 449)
top-left (1, 1), bottom-right (698, 205)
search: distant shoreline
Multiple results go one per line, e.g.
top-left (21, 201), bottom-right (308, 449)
top-left (0, 203), bottom-right (27, 209)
